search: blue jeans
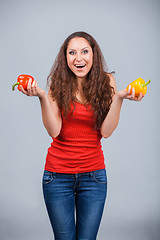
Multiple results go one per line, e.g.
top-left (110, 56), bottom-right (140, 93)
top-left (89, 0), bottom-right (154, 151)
top-left (42, 169), bottom-right (107, 240)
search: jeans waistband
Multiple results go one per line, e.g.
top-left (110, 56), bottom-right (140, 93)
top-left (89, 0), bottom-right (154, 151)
top-left (48, 169), bottom-right (106, 178)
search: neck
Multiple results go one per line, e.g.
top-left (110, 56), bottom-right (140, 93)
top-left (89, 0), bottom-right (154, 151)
top-left (75, 77), bottom-right (87, 104)
top-left (77, 77), bottom-right (85, 92)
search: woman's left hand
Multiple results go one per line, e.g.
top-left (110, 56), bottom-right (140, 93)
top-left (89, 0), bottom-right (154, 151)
top-left (117, 85), bottom-right (144, 101)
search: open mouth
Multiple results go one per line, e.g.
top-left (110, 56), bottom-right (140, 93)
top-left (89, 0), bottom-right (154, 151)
top-left (75, 64), bottom-right (86, 69)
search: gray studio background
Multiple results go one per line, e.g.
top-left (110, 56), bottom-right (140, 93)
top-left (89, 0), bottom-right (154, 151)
top-left (0, 0), bottom-right (160, 239)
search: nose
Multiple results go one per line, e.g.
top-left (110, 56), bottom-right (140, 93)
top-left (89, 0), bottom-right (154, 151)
top-left (76, 52), bottom-right (82, 62)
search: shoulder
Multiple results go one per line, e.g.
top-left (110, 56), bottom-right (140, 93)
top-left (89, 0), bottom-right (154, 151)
top-left (47, 90), bottom-right (61, 111)
top-left (105, 71), bottom-right (117, 93)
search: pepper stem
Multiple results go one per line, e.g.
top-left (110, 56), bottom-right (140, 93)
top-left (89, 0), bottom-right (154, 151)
top-left (142, 79), bottom-right (151, 87)
top-left (12, 82), bottom-right (19, 91)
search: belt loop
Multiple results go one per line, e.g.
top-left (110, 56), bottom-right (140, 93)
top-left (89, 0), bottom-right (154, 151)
top-left (75, 173), bottom-right (78, 179)
top-left (89, 171), bottom-right (94, 177)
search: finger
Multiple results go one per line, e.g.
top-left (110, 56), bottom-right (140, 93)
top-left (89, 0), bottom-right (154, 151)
top-left (131, 87), bottom-right (135, 98)
top-left (19, 85), bottom-right (28, 95)
top-left (128, 85), bottom-right (131, 94)
top-left (28, 79), bottom-right (34, 95)
top-left (31, 80), bottom-right (37, 95)
top-left (27, 78), bottom-right (32, 91)
top-left (122, 89), bottom-right (129, 98)
top-left (125, 85), bottom-right (134, 100)
top-left (32, 80), bottom-right (36, 87)
top-left (126, 95), bottom-right (134, 101)
top-left (31, 80), bottom-right (36, 90)
top-left (137, 92), bottom-right (143, 101)
top-left (34, 79), bottom-right (37, 85)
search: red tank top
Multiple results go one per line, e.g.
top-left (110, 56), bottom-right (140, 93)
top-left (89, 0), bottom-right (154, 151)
top-left (45, 101), bottom-right (105, 174)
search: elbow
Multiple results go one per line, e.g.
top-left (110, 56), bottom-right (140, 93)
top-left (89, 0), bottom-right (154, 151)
top-left (54, 129), bottom-right (61, 138)
top-left (51, 134), bottom-right (59, 139)
top-left (102, 132), bottom-right (113, 139)
top-left (48, 123), bottom-right (62, 139)
top-left (100, 128), bottom-right (113, 138)
top-left (101, 124), bottom-right (118, 139)
top-left (49, 129), bottom-right (61, 139)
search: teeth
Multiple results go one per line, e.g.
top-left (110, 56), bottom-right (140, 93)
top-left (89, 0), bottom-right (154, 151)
top-left (75, 64), bottom-right (86, 68)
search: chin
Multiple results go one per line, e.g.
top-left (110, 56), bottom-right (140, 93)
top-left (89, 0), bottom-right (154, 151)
top-left (75, 71), bottom-right (89, 78)
top-left (76, 75), bottom-right (87, 80)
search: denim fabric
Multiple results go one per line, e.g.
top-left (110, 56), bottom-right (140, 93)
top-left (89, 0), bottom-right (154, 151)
top-left (42, 169), bottom-right (107, 240)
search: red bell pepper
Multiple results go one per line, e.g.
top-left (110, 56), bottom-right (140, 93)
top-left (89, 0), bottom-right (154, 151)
top-left (12, 74), bottom-right (34, 91)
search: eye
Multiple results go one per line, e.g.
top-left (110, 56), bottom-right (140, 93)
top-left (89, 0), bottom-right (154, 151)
top-left (82, 49), bottom-right (88, 54)
top-left (69, 51), bottom-right (75, 55)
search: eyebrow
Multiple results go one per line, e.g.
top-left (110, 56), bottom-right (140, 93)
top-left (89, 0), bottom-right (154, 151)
top-left (68, 47), bottom-right (89, 51)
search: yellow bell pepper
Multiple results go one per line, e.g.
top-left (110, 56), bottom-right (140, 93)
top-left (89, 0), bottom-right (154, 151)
top-left (126, 78), bottom-right (151, 97)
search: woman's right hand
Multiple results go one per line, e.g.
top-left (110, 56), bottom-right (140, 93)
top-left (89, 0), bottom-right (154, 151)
top-left (19, 78), bottom-right (46, 99)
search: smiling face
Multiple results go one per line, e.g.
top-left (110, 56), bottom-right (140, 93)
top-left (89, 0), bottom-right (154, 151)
top-left (66, 37), bottom-right (93, 80)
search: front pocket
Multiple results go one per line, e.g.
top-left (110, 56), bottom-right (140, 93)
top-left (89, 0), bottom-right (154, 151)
top-left (92, 170), bottom-right (107, 184)
top-left (42, 170), bottom-right (54, 185)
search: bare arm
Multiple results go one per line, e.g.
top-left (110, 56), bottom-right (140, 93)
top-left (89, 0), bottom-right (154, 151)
top-left (100, 74), bottom-right (144, 138)
top-left (39, 92), bottom-right (62, 138)
top-left (20, 79), bottom-right (62, 138)
top-left (100, 74), bottom-right (122, 138)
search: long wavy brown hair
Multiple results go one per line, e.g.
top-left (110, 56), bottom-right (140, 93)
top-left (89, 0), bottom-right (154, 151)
top-left (47, 31), bottom-right (115, 130)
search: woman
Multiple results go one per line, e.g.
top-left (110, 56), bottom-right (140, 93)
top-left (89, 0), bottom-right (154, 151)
top-left (20, 31), bottom-right (143, 240)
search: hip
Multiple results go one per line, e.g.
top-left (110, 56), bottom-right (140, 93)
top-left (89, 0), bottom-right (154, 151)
top-left (42, 168), bottom-right (107, 198)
